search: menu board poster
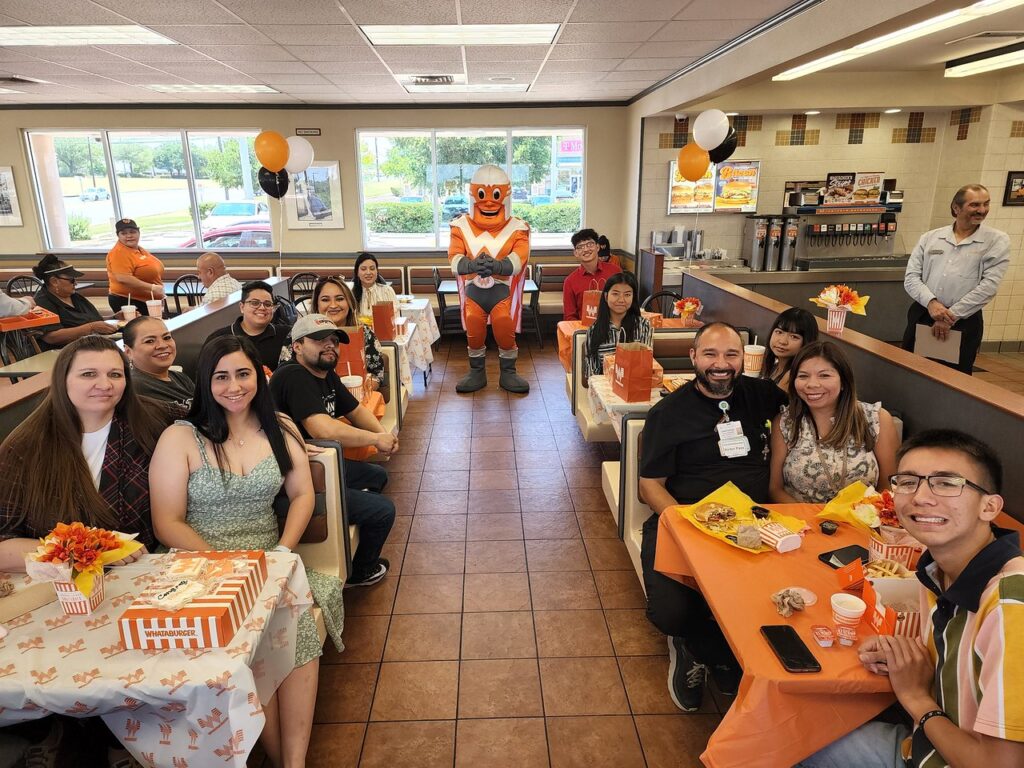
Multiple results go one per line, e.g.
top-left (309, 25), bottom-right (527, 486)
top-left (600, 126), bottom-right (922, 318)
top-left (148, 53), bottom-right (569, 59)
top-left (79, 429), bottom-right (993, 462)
top-left (824, 172), bottom-right (856, 205)
top-left (713, 160), bottom-right (760, 213)
top-left (853, 172), bottom-right (883, 203)
top-left (668, 160), bottom-right (715, 214)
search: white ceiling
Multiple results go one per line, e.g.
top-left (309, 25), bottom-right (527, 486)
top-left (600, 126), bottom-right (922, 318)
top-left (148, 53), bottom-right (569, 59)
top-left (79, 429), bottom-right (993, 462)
top-left (0, 0), bottom-right (798, 106)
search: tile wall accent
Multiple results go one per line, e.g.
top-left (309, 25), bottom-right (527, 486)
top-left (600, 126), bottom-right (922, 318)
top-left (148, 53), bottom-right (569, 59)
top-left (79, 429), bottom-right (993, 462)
top-left (1011, 121), bottom-right (1024, 138)
top-left (835, 113), bottom-right (880, 145)
top-left (775, 114), bottom-right (820, 146)
top-left (892, 112), bottom-right (936, 144)
top-left (949, 106), bottom-right (982, 140)
top-left (658, 116), bottom-right (689, 149)
top-left (729, 115), bottom-right (762, 147)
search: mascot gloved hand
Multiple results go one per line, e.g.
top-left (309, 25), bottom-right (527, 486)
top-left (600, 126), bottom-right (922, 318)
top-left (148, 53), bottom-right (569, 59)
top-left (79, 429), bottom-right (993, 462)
top-left (448, 164), bottom-right (531, 394)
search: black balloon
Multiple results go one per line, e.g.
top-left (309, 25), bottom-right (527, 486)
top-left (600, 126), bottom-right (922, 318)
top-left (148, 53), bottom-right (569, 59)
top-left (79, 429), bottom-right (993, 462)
top-left (258, 166), bottom-right (289, 199)
top-left (708, 127), bottom-right (738, 164)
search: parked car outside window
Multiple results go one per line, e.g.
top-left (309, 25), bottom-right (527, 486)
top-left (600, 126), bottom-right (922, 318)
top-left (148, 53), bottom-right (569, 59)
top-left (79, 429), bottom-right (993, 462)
top-left (79, 187), bottom-right (110, 201)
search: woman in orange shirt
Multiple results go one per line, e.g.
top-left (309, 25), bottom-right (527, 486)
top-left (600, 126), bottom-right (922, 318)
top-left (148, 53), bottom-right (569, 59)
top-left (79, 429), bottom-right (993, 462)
top-left (105, 218), bottom-right (165, 315)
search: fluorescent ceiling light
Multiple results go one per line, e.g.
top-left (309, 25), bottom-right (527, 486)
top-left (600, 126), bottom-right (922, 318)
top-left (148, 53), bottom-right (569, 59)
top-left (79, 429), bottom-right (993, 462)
top-left (804, 110), bottom-right (820, 115)
top-left (725, 111), bottom-right (739, 116)
top-left (884, 108), bottom-right (902, 113)
top-left (945, 39), bottom-right (1024, 76)
top-left (773, 0), bottom-right (1024, 80)
top-left (0, 25), bottom-right (177, 46)
top-left (361, 24), bottom-right (558, 46)
top-left (147, 84), bottom-right (278, 93)
top-left (404, 83), bottom-right (529, 93)
top-left (395, 73), bottom-right (467, 85)
top-left (0, 87), bottom-right (23, 94)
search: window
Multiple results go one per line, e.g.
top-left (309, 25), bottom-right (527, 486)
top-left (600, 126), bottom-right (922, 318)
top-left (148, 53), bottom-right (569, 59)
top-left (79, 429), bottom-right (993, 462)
top-left (25, 129), bottom-right (270, 251)
top-left (358, 127), bottom-right (583, 250)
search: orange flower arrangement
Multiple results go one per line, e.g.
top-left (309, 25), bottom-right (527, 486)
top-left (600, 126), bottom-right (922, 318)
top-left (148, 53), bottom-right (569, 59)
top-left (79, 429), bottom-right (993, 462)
top-left (810, 284), bottom-right (869, 315)
top-left (29, 522), bottom-right (141, 596)
top-left (674, 297), bottom-right (702, 316)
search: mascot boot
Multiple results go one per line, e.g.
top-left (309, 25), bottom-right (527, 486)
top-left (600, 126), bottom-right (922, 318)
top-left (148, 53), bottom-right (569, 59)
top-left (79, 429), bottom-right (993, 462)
top-left (498, 348), bottom-right (530, 394)
top-left (456, 347), bottom-right (488, 393)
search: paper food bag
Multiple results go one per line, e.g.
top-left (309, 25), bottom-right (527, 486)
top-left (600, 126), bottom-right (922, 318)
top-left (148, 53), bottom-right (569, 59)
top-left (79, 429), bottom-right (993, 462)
top-left (372, 301), bottom-right (396, 341)
top-left (335, 326), bottom-right (367, 378)
top-left (580, 279), bottom-right (605, 328)
top-left (611, 342), bottom-right (653, 402)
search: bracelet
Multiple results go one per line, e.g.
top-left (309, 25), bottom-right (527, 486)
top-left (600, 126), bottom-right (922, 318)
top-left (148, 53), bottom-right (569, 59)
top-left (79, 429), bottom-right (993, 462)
top-left (918, 710), bottom-right (949, 729)
top-left (272, 544), bottom-right (291, 554)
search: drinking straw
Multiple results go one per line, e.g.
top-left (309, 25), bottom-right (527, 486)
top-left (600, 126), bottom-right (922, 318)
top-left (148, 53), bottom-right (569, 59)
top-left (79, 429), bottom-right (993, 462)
top-left (127, 292), bottom-right (132, 305)
top-left (150, 288), bottom-right (155, 300)
top-left (753, 335), bottom-right (758, 346)
top-left (347, 361), bottom-right (351, 376)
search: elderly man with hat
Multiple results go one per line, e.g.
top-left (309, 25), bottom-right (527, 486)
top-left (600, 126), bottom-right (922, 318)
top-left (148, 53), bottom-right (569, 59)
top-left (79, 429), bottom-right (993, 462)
top-left (270, 314), bottom-right (397, 587)
top-left (105, 217), bottom-right (165, 315)
top-left (30, 254), bottom-right (117, 349)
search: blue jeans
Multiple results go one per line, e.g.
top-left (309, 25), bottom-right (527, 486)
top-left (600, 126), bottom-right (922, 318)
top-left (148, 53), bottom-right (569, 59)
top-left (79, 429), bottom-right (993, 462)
top-left (343, 460), bottom-right (396, 578)
top-left (796, 722), bottom-right (910, 767)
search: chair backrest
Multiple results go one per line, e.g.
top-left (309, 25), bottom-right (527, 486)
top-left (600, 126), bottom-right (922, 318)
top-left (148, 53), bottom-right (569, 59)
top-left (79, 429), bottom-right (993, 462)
top-left (408, 266), bottom-right (444, 295)
top-left (6, 275), bottom-right (41, 296)
top-left (172, 274), bottom-right (206, 314)
top-left (536, 264), bottom-right (576, 292)
top-left (640, 291), bottom-right (681, 316)
top-left (294, 296), bottom-right (313, 317)
top-left (288, 272), bottom-right (320, 302)
top-left (377, 342), bottom-right (402, 435)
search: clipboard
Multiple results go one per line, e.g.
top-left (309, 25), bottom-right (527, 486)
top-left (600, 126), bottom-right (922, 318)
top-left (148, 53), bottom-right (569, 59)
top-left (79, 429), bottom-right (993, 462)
top-left (915, 324), bottom-right (961, 364)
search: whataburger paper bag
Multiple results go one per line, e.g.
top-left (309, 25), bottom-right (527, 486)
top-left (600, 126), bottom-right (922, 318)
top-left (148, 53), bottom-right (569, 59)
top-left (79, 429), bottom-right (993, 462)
top-left (610, 342), bottom-right (653, 402)
top-left (372, 301), bottom-right (396, 341)
top-left (675, 482), bottom-right (807, 554)
top-left (604, 353), bottom-right (663, 388)
top-left (863, 578), bottom-right (921, 638)
top-left (580, 279), bottom-right (605, 328)
top-left (335, 325), bottom-right (367, 378)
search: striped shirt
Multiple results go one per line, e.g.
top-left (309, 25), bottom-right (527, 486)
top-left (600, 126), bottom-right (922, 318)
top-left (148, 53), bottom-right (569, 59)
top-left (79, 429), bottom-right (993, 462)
top-left (910, 528), bottom-right (1024, 767)
top-left (585, 317), bottom-right (653, 378)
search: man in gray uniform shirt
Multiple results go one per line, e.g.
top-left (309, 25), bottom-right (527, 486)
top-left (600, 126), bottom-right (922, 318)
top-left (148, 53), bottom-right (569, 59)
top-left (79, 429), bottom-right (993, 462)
top-left (901, 184), bottom-right (1009, 374)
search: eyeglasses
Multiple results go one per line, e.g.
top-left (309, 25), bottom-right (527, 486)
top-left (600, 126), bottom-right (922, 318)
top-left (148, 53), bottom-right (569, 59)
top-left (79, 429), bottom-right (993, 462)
top-left (889, 473), bottom-right (992, 497)
top-left (54, 275), bottom-right (76, 284)
top-left (243, 299), bottom-right (275, 309)
top-left (574, 241), bottom-right (597, 252)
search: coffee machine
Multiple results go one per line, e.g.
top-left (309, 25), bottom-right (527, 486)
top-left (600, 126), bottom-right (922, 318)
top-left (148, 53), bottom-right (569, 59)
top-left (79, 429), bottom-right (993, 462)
top-left (778, 215), bottom-right (799, 271)
top-left (742, 215), bottom-right (770, 271)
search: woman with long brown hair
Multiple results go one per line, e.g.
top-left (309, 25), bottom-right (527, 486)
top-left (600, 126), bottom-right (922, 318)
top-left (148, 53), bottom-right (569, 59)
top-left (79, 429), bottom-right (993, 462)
top-left (0, 334), bottom-right (171, 570)
top-left (769, 341), bottom-right (898, 504)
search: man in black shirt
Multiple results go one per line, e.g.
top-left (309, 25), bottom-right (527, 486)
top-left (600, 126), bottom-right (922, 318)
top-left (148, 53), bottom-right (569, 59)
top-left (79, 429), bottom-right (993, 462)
top-left (640, 322), bottom-right (787, 711)
top-left (209, 280), bottom-right (291, 372)
top-left (270, 313), bottom-right (397, 587)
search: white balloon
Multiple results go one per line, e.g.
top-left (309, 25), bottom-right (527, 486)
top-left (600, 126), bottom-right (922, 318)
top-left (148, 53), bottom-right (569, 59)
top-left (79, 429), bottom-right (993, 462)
top-left (284, 136), bottom-right (315, 174)
top-left (692, 109), bottom-right (730, 151)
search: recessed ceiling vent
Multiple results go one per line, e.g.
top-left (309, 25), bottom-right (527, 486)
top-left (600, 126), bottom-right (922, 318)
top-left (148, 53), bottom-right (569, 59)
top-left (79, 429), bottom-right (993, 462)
top-left (946, 30), bottom-right (1024, 45)
top-left (407, 75), bottom-right (455, 86)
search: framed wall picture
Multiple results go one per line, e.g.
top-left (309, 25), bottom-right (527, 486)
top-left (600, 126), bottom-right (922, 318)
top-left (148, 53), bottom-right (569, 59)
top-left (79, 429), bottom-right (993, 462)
top-left (285, 161), bottom-right (344, 229)
top-left (1003, 171), bottom-right (1024, 206)
top-left (0, 167), bottom-right (24, 226)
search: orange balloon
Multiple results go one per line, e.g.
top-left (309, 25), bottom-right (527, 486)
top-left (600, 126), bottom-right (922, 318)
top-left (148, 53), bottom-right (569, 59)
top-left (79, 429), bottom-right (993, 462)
top-left (254, 130), bottom-right (289, 173)
top-left (677, 143), bottom-right (710, 182)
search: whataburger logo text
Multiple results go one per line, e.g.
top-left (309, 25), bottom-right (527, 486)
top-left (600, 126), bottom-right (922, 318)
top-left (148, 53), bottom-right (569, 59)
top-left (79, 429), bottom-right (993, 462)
top-left (718, 165), bottom-right (757, 180)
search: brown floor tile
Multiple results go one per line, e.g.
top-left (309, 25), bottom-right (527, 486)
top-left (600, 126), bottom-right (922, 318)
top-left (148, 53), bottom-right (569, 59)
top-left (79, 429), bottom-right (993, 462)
top-left (529, 570), bottom-right (601, 610)
top-left (384, 613), bottom-right (462, 661)
top-left (416, 490), bottom-right (469, 514)
top-left (463, 572), bottom-right (532, 612)
top-left (473, 436), bottom-right (513, 452)
top-left (419, 470), bottom-right (470, 492)
top-left (584, 537), bottom-right (634, 571)
top-left (534, 610), bottom-right (613, 657)
top-left (409, 514), bottom-right (468, 542)
top-left (546, 715), bottom-right (646, 768)
top-left (458, 658), bottom-right (544, 718)
top-left (393, 574), bottom-right (464, 614)
top-left (306, 723), bottom-right (364, 768)
top-left (575, 509), bottom-right (620, 539)
top-left (401, 541), bottom-right (465, 574)
top-left (475, 410), bottom-right (512, 423)
top-left (526, 539), bottom-right (590, 571)
top-left (424, 449), bottom-right (472, 468)
top-left (397, 437), bottom-right (430, 454)
top-left (385, 471), bottom-right (422, 494)
top-left (539, 657), bottom-right (629, 716)
top-left (570, 487), bottom-right (611, 512)
top-left (370, 660), bottom-right (459, 720)
top-left (432, 423), bottom-right (474, 438)
top-left (323, 614), bottom-right (389, 664)
top-left (465, 540), bottom-right (527, 573)
top-left (522, 511), bottom-right (581, 539)
top-left (466, 512), bottom-right (523, 540)
top-left (455, 718), bottom-right (549, 768)
top-left (604, 610), bottom-right (666, 656)
top-left (521, 466), bottom-right (569, 488)
top-left (519, 487), bottom-right (574, 512)
top-left (345, 576), bottom-right (398, 617)
top-left (560, 450), bottom-right (604, 468)
top-left (515, 434), bottom-right (559, 451)
top-left (593, 570), bottom-right (646, 610)
top-left (634, 714), bottom-right (720, 768)
top-left (401, 411), bottom-right (435, 426)
top-left (468, 488), bottom-right (521, 513)
top-left (383, 452), bottom-right (427, 473)
top-left (515, 450), bottom-right (563, 469)
top-left (618, 655), bottom-right (714, 714)
top-left (385, 491), bottom-right (417, 517)
top-left (429, 436), bottom-right (474, 453)
top-left (461, 611), bottom-right (537, 659)
top-left (472, 422), bottom-right (517, 437)
top-left (313, 663), bottom-right (378, 723)
top-left (565, 466), bottom-right (604, 488)
top-left (360, 721), bottom-right (455, 768)
top-left (469, 469), bottom-right (520, 490)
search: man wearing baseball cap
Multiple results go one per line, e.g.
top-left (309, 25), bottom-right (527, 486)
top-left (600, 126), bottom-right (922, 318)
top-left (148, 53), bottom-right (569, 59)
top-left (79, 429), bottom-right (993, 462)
top-left (106, 218), bottom-right (165, 315)
top-left (270, 314), bottom-right (397, 587)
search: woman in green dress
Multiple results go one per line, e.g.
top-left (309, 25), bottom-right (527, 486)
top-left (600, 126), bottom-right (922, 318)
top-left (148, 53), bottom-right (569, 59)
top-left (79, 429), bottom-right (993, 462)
top-left (150, 335), bottom-right (343, 768)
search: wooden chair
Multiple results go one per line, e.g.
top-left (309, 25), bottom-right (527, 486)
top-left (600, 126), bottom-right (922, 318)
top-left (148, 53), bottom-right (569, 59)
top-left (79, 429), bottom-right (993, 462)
top-left (172, 274), bottom-right (206, 315)
top-left (640, 290), bottom-right (681, 317)
top-left (288, 272), bottom-right (320, 303)
top-left (294, 297), bottom-right (313, 317)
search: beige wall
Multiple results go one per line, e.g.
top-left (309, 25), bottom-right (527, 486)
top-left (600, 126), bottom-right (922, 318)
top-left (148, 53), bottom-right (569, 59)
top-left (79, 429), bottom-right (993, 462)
top-left (0, 105), bottom-right (628, 256)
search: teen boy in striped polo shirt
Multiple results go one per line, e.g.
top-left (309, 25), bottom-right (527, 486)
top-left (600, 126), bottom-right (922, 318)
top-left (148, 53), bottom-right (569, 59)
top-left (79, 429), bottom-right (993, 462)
top-left (799, 429), bottom-right (1024, 767)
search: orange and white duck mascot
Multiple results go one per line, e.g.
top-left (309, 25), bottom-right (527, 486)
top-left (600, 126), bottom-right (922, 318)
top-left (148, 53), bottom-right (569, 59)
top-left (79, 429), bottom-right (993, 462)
top-left (448, 164), bottom-right (531, 393)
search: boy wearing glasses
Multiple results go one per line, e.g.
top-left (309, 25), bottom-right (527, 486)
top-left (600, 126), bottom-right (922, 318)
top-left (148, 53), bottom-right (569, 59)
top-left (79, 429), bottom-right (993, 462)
top-left (799, 429), bottom-right (1024, 768)
top-left (209, 280), bottom-right (291, 372)
top-left (563, 228), bottom-right (621, 321)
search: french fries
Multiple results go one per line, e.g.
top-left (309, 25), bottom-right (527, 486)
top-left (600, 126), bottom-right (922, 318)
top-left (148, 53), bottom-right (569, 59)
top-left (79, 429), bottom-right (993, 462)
top-left (865, 558), bottom-right (912, 579)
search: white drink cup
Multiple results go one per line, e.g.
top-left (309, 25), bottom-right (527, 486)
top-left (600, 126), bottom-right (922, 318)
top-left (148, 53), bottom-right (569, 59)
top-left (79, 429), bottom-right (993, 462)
top-left (121, 305), bottom-right (138, 321)
top-left (340, 374), bottom-right (364, 403)
top-left (743, 344), bottom-right (766, 377)
top-left (145, 299), bottom-right (163, 318)
top-left (831, 593), bottom-right (867, 646)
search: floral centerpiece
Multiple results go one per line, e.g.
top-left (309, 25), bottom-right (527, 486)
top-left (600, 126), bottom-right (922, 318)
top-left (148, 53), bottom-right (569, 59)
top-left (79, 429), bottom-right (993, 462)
top-left (810, 284), bottom-right (869, 334)
top-left (25, 522), bottom-right (141, 615)
top-left (672, 297), bottom-right (703, 327)
top-left (818, 482), bottom-right (923, 568)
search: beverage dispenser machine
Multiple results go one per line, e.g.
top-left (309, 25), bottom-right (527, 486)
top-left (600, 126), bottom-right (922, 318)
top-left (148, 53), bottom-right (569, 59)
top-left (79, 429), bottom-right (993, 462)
top-left (742, 215), bottom-right (769, 271)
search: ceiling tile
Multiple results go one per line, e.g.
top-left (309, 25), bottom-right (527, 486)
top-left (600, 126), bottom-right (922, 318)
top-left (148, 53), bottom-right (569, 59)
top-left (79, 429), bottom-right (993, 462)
top-left (466, 73), bottom-right (532, 84)
top-left (570, 0), bottom-right (688, 22)
top-left (675, 0), bottom-right (794, 20)
top-left (91, 0), bottom-right (244, 24)
top-left (154, 62), bottom-right (257, 77)
top-left (7, 47), bottom-right (132, 64)
top-left (221, 60), bottom-right (316, 74)
top-left (650, 19), bottom-right (759, 42)
top-left (308, 61), bottom-right (391, 75)
top-left (548, 42), bottom-right (641, 59)
top-left (259, 73), bottom-right (332, 85)
top-left (542, 58), bottom-right (622, 72)
top-left (374, 45), bottom-right (463, 64)
top-left (92, 45), bottom-right (214, 62)
top-left (254, 25), bottom-right (363, 46)
top-left (602, 69), bottom-right (674, 82)
top-left (214, 0), bottom-right (351, 25)
top-left (149, 25), bottom-right (275, 45)
top-left (637, 40), bottom-right (722, 58)
top-left (324, 74), bottom-right (398, 86)
top-left (341, 0), bottom-right (457, 24)
top-left (75, 61), bottom-right (168, 76)
top-left (464, 45), bottom-right (550, 62)
top-left (616, 56), bottom-right (693, 71)
top-left (558, 21), bottom-right (665, 44)
top-left (0, 49), bottom-right (38, 63)
top-left (0, 0), bottom-right (126, 24)
top-left (386, 61), bottom-right (464, 75)
top-left (268, 84), bottom-right (341, 93)
top-left (0, 62), bottom-right (90, 77)
top-left (467, 60), bottom-right (544, 74)
top-left (0, 15), bottom-right (27, 25)
top-left (283, 45), bottom-right (380, 62)
top-left (191, 44), bottom-right (297, 61)
top-left (460, 0), bottom-right (573, 24)
top-left (535, 71), bottom-right (606, 84)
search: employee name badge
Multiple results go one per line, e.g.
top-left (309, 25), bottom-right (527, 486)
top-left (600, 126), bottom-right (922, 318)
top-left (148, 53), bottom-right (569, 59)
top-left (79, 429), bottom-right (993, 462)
top-left (715, 401), bottom-right (750, 458)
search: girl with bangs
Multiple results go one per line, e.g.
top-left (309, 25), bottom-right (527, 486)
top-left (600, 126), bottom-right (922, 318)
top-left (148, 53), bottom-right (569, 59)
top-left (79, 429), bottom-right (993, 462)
top-left (760, 307), bottom-right (819, 390)
top-left (584, 272), bottom-right (653, 379)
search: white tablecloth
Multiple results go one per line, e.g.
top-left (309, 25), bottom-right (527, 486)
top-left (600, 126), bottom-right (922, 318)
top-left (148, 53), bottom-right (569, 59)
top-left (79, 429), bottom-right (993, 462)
top-left (587, 374), bottom-right (693, 440)
top-left (0, 552), bottom-right (312, 768)
top-left (397, 297), bottom-right (439, 376)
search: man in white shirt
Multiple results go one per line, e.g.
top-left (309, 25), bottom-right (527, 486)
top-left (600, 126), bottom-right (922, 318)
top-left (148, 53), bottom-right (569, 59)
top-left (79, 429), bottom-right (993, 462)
top-left (0, 290), bottom-right (33, 318)
top-left (901, 185), bottom-right (1009, 374)
top-left (196, 251), bottom-right (242, 305)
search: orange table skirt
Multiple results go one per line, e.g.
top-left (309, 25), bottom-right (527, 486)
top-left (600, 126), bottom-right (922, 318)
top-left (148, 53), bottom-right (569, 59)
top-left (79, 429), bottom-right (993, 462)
top-left (556, 317), bottom-right (700, 373)
top-left (654, 503), bottom-right (896, 768)
top-left (341, 390), bottom-right (387, 461)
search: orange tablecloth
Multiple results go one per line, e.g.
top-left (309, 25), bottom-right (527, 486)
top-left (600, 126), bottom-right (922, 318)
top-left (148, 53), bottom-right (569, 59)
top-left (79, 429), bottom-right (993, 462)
top-left (556, 316), bottom-right (697, 372)
top-left (340, 390), bottom-right (387, 461)
top-left (655, 504), bottom-right (895, 768)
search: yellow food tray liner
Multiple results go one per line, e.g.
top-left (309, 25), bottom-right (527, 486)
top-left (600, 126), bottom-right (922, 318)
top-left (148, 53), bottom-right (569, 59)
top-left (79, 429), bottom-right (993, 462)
top-left (673, 482), bottom-right (806, 554)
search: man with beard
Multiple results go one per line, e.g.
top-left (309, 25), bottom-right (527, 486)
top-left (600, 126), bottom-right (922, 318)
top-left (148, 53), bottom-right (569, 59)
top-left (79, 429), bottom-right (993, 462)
top-left (639, 322), bottom-right (787, 711)
top-left (270, 314), bottom-right (396, 587)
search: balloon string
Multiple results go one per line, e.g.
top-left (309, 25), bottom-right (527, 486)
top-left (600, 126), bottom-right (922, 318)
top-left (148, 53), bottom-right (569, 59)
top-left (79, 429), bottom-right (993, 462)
top-left (278, 175), bottom-right (285, 274)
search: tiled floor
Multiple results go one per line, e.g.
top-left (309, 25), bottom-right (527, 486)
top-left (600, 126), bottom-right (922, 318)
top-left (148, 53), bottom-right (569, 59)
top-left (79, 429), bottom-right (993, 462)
top-left (974, 351), bottom-right (1024, 394)
top-left (296, 337), bottom-right (728, 768)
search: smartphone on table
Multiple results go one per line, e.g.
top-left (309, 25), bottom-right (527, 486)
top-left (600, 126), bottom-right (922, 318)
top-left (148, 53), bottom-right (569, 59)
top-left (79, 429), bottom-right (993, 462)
top-left (760, 625), bottom-right (822, 673)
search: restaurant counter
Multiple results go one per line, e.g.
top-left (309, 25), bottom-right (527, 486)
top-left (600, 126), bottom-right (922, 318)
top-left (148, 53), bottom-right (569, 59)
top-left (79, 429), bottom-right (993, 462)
top-left (681, 271), bottom-right (1024, 522)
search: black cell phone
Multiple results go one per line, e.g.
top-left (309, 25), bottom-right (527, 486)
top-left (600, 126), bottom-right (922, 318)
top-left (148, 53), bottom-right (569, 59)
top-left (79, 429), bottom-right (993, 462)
top-left (760, 625), bottom-right (822, 673)
top-left (818, 544), bottom-right (870, 569)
